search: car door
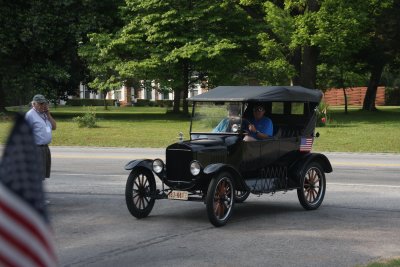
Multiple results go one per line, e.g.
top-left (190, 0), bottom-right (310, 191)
top-left (239, 138), bottom-right (280, 171)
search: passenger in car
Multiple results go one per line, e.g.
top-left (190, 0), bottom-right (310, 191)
top-left (212, 103), bottom-right (241, 133)
top-left (243, 103), bottom-right (273, 141)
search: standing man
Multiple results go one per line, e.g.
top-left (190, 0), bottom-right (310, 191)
top-left (25, 94), bottom-right (57, 181)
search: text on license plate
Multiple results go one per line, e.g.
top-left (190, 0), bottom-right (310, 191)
top-left (168, 190), bottom-right (188, 200)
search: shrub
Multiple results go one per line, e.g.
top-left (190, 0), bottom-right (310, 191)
top-left (72, 107), bottom-right (97, 128)
top-left (385, 87), bottom-right (400, 105)
top-left (155, 100), bottom-right (173, 107)
top-left (135, 99), bottom-right (151, 106)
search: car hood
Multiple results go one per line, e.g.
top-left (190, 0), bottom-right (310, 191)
top-left (167, 139), bottom-right (227, 153)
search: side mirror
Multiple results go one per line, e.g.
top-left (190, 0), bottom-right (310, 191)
top-left (315, 132), bottom-right (320, 138)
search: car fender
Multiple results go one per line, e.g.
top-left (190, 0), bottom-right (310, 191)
top-left (203, 163), bottom-right (248, 190)
top-left (124, 159), bottom-right (153, 171)
top-left (289, 153), bottom-right (333, 179)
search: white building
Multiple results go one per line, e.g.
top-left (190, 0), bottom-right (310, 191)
top-left (78, 80), bottom-right (207, 106)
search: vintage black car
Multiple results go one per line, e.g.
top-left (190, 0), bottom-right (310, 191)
top-left (124, 86), bottom-right (332, 227)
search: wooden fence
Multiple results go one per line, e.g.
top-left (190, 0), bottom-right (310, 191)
top-left (323, 87), bottom-right (385, 106)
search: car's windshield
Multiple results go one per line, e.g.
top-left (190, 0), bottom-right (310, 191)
top-left (191, 102), bottom-right (242, 134)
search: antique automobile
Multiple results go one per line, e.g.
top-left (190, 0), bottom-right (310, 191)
top-left (124, 86), bottom-right (332, 227)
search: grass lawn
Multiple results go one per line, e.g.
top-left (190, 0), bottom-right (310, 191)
top-left (359, 258), bottom-right (400, 267)
top-left (315, 106), bottom-right (400, 152)
top-left (1, 105), bottom-right (399, 152)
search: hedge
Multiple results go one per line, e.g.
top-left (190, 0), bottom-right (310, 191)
top-left (66, 99), bottom-right (115, 106)
top-left (134, 99), bottom-right (173, 107)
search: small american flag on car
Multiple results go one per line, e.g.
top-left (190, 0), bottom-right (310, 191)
top-left (300, 137), bottom-right (314, 152)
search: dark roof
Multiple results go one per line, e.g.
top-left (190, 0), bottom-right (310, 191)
top-left (189, 86), bottom-right (323, 103)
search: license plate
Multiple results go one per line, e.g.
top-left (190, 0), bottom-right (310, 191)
top-left (168, 190), bottom-right (188, 200)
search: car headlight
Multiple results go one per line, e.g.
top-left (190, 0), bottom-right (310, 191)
top-left (152, 159), bottom-right (164, 174)
top-left (190, 160), bottom-right (201, 176)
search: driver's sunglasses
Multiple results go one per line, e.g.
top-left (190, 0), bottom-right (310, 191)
top-left (253, 107), bottom-right (265, 112)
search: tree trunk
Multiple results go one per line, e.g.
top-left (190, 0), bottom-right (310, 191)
top-left (182, 61), bottom-right (190, 115)
top-left (300, 45), bottom-right (319, 89)
top-left (103, 91), bottom-right (108, 110)
top-left (362, 62), bottom-right (385, 111)
top-left (342, 87), bottom-right (348, 114)
top-left (299, 0), bottom-right (320, 89)
top-left (0, 78), bottom-right (7, 112)
top-left (340, 69), bottom-right (348, 114)
top-left (290, 47), bottom-right (302, 86)
top-left (173, 88), bottom-right (181, 113)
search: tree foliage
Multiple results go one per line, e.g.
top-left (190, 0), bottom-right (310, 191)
top-left (361, 0), bottom-right (400, 111)
top-left (81, 0), bottom-right (261, 113)
top-left (1, 0), bottom-right (399, 114)
top-left (0, 0), bottom-right (122, 111)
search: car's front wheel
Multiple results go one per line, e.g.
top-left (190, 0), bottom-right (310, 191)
top-left (125, 168), bottom-right (156, 218)
top-left (206, 172), bottom-right (235, 227)
top-left (297, 162), bottom-right (326, 210)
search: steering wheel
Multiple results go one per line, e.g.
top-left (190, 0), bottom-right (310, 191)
top-left (230, 117), bottom-right (251, 134)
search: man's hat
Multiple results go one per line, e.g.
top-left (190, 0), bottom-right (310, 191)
top-left (32, 94), bottom-right (47, 103)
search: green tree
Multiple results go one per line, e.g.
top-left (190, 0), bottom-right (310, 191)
top-left (239, 0), bottom-right (374, 94)
top-left (239, 0), bottom-right (323, 88)
top-left (0, 0), bottom-right (122, 111)
top-left (82, 0), bottom-right (261, 114)
top-left (79, 33), bottom-right (124, 109)
top-left (314, 0), bottom-right (369, 113)
top-left (362, 0), bottom-right (400, 111)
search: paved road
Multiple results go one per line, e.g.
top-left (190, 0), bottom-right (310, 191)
top-left (15, 147), bottom-right (400, 266)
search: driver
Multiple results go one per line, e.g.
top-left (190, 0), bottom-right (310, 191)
top-left (212, 103), bottom-right (241, 133)
top-left (243, 103), bottom-right (273, 141)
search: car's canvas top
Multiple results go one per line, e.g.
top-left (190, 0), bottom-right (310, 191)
top-left (189, 86), bottom-right (322, 103)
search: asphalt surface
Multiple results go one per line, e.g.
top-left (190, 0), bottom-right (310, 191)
top-left (2, 146), bottom-right (400, 266)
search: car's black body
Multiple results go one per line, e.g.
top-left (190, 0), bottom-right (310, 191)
top-left (125, 86), bottom-right (332, 226)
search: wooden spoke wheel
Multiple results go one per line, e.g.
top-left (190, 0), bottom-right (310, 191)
top-left (206, 172), bottom-right (235, 227)
top-left (297, 162), bottom-right (326, 210)
top-left (125, 168), bottom-right (156, 218)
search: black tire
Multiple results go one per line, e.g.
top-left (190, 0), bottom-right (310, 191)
top-left (125, 168), bottom-right (156, 218)
top-left (234, 190), bottom-right (250, 203)
top-left (206, 172), bottom-right (235, 227)
top-left (297, 162), bottom-right (326, 210)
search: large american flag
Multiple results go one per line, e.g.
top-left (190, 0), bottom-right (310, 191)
top-left (0, 114), bottom-right (57, 267)
top-left (299, 137), bottom-right (314, 152)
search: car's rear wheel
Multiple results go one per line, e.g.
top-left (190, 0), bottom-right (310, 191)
top-left (206, 172), bottom-right (235, 227)
top-left (234, 190), bottom-right (250, 203)
top-left (297, 162), bottom-right (326, 210)
top-left (125, 168), bottom-right (156, 218)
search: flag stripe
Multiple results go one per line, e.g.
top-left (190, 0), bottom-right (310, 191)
top-left (0, 185), bottom-right (57, 267)
top-left (0, 229), bottom-right (41, 266)
top-left (0, 184), bottom-right (56, 254)
top-left (0, 200), bottom-right (49, 250)
top-left (0, 216), bottom-right (56, 267)
top-left (0, 235), bottom-right (39, 267)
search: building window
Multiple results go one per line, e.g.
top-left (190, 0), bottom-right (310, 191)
top-left (163, 91), bottom-right (169, 100)
top-left (145, 89), bottom-right (152, 100)
top-left (114, 90), bottom-right (121, 100)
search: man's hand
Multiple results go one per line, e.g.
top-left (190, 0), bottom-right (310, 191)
top-left (248, 124), bottom-right (257, 133)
